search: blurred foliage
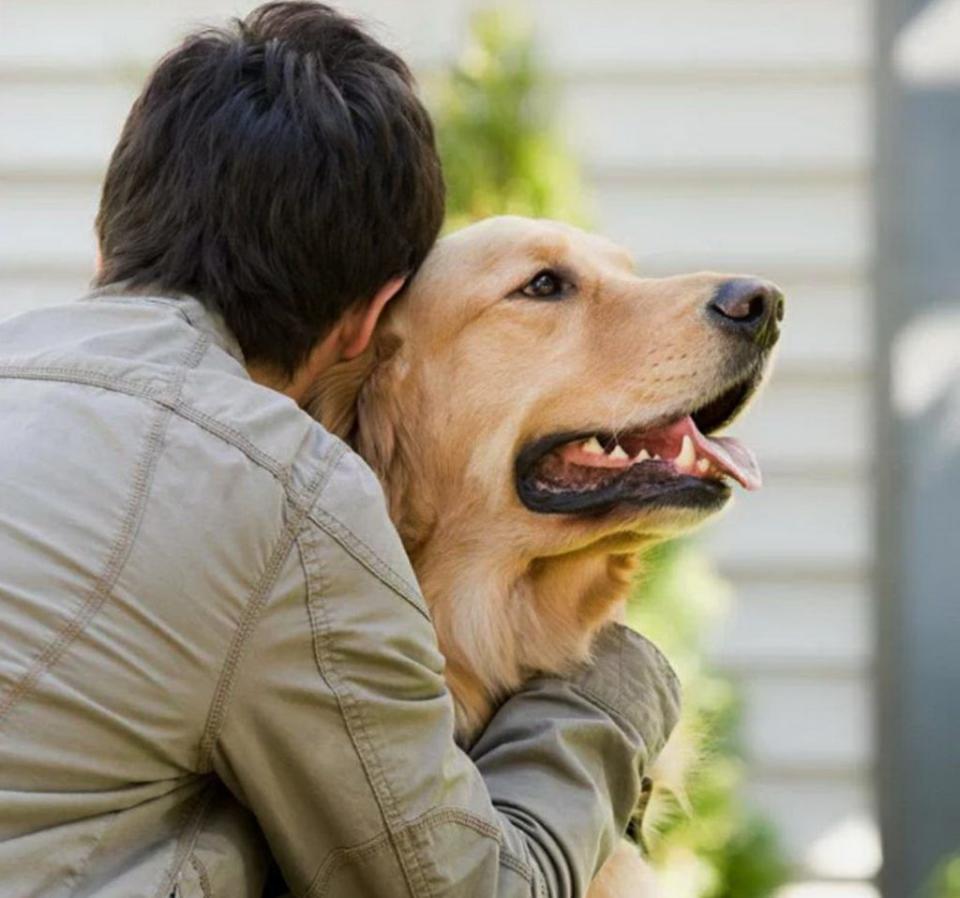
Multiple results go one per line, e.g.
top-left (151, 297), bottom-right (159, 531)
top-left (929, 852), bottom-right (960, 898)
top-left (434, 9), bottom-right (584, 230)
top-left (433, 10), bottom-right (790, 897)
top-left (629, 543), bottom-right (789, 898)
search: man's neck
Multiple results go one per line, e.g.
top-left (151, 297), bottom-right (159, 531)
top-left (247, 333), bottom-right (340, 407)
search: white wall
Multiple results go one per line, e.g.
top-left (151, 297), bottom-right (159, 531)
top-left (0, 1), bottom-right (878, 893)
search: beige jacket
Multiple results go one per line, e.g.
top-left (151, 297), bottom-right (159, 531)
top-left (0, 292), bottom-right (680, 898)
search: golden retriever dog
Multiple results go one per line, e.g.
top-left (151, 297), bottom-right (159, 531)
top-left (308, 215), bottom-right (782, 896)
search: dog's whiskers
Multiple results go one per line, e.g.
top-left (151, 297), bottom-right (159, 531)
top-left (604, 383), bottom-right (637, 445)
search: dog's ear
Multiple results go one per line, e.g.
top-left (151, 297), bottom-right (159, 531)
top-left (310, 334), bottom-right (420, 543)
top-left (305, 347), bottom-right (378, 443)
top-left (306, 334), bottom-right (411, 524)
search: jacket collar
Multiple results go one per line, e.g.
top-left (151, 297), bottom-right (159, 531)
top-left (170, 296), bottom-right (246, 365)
top-left (85, 284), bottom-right (246, 366)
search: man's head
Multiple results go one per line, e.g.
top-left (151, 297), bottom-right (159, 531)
top-left (95, 1), bottom-right (444, 381)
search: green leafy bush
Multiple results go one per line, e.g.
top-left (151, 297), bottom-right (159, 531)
top-left (433, 11), bottom-right (790, 897)
top-left (629, 543), bottom-right (789, 898)
top-left (434, 9), bottom-right (583, 230)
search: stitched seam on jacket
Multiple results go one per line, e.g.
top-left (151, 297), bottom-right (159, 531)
top-left (188, 853), bottom-right (213, 898)
top-left (195, 450), bottom-right (342, 771)
top-left (570, 686), bottom-right (647, 749)
top-left (306, 807), bottom-right (532, 898)
top-left (0, 363), bottom-right (288, 482)
top-left (499, 851), bottom-right (535, 884)
top-left (308, 829), bottom-right (393, 898)
top-left (168, 402), bottom-right (289, 486)
top-left (0, 364), bottom-right (166, 397)
top-left (152, 781), bottom-right (217, 898)
top-left (428, 809), bottom-right (533, 884)
top-left (299, 530), bottom-right (428, 898)
top-left (0, 366), bottom-right (314, 501)
top-left (306, 506), bottom-right (429, 620)
top-left (0, 335), bottom-right (208, 723)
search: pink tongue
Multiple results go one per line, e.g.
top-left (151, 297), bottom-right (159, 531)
top-left (681, 417), bottom-right (763, 491)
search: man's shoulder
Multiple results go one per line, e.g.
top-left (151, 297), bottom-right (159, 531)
top-left (0, 292), bottom-right (424, 612)
top-left (0, 292), bottom-right (341, 496)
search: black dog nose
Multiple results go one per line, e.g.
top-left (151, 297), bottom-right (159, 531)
top-left (707, 278), bottom-right (784, 349)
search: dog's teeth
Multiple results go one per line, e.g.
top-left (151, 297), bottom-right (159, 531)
top-left (675, 434), bottom-right (696, 470)
top-left (582, 436), bottom-right (605, 456)
top-left (635, 448), bottom-right (651, 461)
top-left (652, 453), bottom-right (661, 461)
top-left (609, 444), bottom-right (629, 461)
top-left (696, 457), bottom-right (710, 474)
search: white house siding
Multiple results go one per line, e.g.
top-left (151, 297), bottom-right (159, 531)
top-left (0, 1), bottom-right (877, 893)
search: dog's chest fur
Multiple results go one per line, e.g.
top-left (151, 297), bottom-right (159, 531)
top-left (408, 537), bottom-right (641, 740)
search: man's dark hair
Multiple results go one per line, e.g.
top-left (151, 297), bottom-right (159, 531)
top-left (95, 1), bottom-right (444, 375)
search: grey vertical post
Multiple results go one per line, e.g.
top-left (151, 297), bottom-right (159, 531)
top-left (875, 1), bottom-right (960, 895)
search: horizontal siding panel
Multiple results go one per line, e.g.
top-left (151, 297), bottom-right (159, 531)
top-left (1, 1), bottom-right (870, 75)
top-left (737, 674), bottom-right (872, 768)
top-left (0, 82), bottom-right (134, 172)
top-left (561, 79), bottom-right (869, 171)
top-left (710, 579), bottom-right (873, 669)
top-left (703, 474), bottom-right (870, 568)
top-left (0, 2), bottom-right (468, 77)
top-left (773, 278), bottom-right (871, 370)
top-left (590, 176), bottom-right (869, 272)
top-left (0, 275), bottom-right (94, 321)
top-left (0, 2), bottom-right (252, 74)
top-left (736, 374), bottom-right (870, 471)
top-left (520, 0), bottom-right (870, 73)
top-left (0, 77), bottom-right (871, 176)
top-left (746, 774), bottom-right (878, 877)
top-left (0, 180), bottom-right (100, 270)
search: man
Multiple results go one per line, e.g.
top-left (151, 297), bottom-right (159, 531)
top-left (0, 4), bottom-right (679, 896)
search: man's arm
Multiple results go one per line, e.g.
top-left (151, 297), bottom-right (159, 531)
top-left (212, 520), bottom-right (679, 898)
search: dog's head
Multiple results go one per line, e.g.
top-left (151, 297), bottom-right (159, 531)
top-left (311, 215), bottom-right (782, 562)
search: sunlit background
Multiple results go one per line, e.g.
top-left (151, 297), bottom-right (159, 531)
top-left (1, 2), bottom-right (957, 897)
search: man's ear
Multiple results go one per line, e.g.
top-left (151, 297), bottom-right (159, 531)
top-left (340, 276), bottom-right (406, 361)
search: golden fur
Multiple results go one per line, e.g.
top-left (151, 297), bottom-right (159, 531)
top-left (309, 215), bottom-right (775, 896)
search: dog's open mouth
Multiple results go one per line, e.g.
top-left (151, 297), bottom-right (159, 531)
top-left (516, 369), bottom-right (763, 515)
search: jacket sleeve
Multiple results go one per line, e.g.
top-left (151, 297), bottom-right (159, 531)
top-left (211, 518), bottom-right (680, 898)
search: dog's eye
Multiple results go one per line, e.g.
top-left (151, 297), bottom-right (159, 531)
top-left (521, 270), bottom-right (567, 300)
